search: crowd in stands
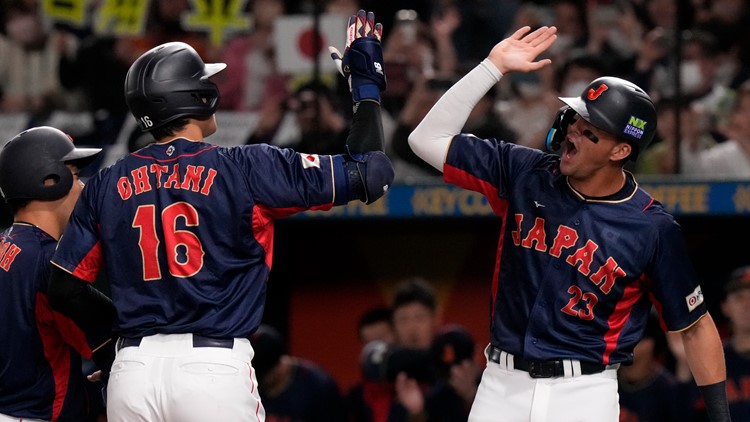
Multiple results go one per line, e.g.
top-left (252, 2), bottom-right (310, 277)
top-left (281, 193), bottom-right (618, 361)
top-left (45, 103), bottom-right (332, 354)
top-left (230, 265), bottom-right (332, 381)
top-left (2, 0), bottom-right (749, 181)
top-left (1, 1), bottom-right (750, 419)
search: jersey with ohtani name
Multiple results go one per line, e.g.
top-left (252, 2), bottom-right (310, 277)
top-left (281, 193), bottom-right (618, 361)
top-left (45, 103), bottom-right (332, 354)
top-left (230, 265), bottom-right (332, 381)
top-left (51, 138), bottom-right (349, 339)
top-left (444, 134), bottom-right (707, 365)
top-left (0, 224), bottom-right (93, 421)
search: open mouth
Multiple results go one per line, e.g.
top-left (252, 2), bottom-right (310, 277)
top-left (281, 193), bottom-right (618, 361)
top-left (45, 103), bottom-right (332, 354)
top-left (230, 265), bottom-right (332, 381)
top-left (563, 140), bottom-right (577, 160)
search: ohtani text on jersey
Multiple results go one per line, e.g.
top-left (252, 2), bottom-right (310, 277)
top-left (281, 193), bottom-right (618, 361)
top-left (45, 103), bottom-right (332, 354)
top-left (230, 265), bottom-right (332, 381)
top-left (116, 164), bottom-right (217, 200)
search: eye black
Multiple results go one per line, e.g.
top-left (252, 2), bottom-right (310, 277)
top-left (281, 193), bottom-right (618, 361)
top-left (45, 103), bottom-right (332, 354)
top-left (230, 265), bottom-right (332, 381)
top-left (583, 130), bottom-right (599, 144)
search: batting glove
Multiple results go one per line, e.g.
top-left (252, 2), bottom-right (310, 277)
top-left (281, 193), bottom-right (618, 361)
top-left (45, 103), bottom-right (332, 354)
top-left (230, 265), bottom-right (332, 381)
top-left (328, 10), bottom-right (387, 103)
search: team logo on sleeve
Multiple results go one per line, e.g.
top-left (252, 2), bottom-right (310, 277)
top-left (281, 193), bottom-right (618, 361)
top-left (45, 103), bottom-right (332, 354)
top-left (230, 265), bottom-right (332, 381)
top-left (300, 153), bottom-right (320, 169)
top-left (685, 286), bottom-right (704, 312)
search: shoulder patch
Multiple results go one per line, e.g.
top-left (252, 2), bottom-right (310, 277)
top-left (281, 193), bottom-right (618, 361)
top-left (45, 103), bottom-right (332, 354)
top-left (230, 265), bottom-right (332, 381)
top-left (300, 153), bottom-right (320, 169)
top-left (685, 286), bottom-right (704, 312)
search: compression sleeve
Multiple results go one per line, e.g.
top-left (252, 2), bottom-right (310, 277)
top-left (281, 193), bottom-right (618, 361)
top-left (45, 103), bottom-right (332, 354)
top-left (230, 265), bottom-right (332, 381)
top-left (48, 265), bottom-right (116, 358)
top-left (347, 100), bottom-right (385, 154)
top-left (408, 59), bottom-right (503, 171)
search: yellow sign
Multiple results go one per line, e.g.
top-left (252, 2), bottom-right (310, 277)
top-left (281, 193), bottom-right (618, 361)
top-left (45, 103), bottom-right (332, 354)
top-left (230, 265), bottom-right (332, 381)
top-left (42, 0), bottom-right (88, 27)
top-left (94, 0), bottom-right (150, 35)
top-left (182, 0), bottom-right (251, 47)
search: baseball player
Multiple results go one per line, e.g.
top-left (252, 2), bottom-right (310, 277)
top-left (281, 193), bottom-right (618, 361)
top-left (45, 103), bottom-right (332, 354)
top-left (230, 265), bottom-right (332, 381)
top-left (46, 10), bottom-right (392, 422)
top-left (0, 127), bottom-right (102, 422)
top-left (407, 26), bottom-right (731, 422)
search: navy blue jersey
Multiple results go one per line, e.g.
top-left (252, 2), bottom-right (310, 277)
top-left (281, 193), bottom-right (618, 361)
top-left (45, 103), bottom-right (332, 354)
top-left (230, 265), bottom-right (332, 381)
top-left (262, 358), bottom-right (346, 422)
top-left (444, 135), bottom-right (707, 365)
top-left (0, 224), bottom-right (93, 421)
top-left (51, 139), bottom-right (348, 338)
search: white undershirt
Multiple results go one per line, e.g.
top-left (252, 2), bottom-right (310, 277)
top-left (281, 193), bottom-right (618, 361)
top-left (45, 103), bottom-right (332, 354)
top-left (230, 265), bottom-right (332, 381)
top-left (407, 59), bottom-right (503, 172)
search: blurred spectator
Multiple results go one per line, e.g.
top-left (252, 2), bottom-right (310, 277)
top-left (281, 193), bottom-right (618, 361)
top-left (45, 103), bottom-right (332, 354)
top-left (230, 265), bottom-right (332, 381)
top-left (635, 97), bottom-right (717, 175)
top-left (421, 324), bottom-right (482, 421)
top-left (449, 0), bottom-right (520, 66)
top-left (687, 80), bottom-right (750, 179)
top-left (391, 277), bottom-right (440, 350)
top-left (143, 0), bottom-right (210, 58)
top-left (584, 0), bottom-right (642, 77)
top-left (391, 75), bottom-right (516, 182)
top-left (57, 35), bottom-right (149, 146)
top-left (251, 324), bottom-right (347, 422)
top-left (0, 1), bottom-right (81, 115)
top-left (646, 29), bottom-right (732, 115)
top-left (214, 0), bottom-right (290, 112)
top-left (248, 80), bottom-right (348, 155)
top-left (345, 306), bottom-right (396, 421)
top-left (496, 65), bottom-right (559, 150)
top-left (380, 8), bottom-right (459, 118)
top-left (554, 52), bottom-right (606, 99)
top-left (346, 277), bottom-right (442, 422)
top-left (358, 306), bottom-right (396, 345)
top-left (618, 313), bottom-right (685, 422)
top-left (546, 0), bottom-right (589, 65)
top-left (718, 265), bottom-right (750, 420)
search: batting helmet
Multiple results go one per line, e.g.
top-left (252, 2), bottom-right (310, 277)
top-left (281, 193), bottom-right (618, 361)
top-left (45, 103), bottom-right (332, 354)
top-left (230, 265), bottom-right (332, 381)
top-left (124, 42), bottom-right (227, 131)
top-left (0, 126), bottom-right (101, 202)
top-left (559, 76), bottom-right (656, 161)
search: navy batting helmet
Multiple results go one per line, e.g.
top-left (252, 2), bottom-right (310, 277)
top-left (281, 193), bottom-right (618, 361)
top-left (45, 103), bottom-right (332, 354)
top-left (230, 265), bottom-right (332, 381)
top-left (0, 126), bottom-right (101, 202)
top-left (559, 76), bottom-right (657, 161)
top-left (124, 42), bottom-right (226, 131)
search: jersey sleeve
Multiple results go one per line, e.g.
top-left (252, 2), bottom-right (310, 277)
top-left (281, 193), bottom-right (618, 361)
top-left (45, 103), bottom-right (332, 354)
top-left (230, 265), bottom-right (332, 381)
top-left (223, 144), bottom-right (348, 217)
top-left (645, 209), bottom-right (708, 331)
top-left (443, 134), bottom-right (552, 211)
top-left (51, 176), bottom-right (104, 282)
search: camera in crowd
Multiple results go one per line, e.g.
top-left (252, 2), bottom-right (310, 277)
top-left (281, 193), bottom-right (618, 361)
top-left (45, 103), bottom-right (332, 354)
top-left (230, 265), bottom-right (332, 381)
top-left (360, 324), bottom-right (476, 384)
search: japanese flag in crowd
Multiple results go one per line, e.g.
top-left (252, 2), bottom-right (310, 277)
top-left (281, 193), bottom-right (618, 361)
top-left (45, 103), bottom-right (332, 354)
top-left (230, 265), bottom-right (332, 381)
top-left (274, 14), bottom-right (347, 75)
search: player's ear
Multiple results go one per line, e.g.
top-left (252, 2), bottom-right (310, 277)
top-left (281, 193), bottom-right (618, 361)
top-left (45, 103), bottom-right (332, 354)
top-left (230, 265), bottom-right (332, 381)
top-left (610, 142), bottom-right (632, 162)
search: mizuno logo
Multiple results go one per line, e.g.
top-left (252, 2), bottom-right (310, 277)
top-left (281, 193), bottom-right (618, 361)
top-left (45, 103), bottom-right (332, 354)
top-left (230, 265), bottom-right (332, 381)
top-left (534, 201), bottom-right (545, 208)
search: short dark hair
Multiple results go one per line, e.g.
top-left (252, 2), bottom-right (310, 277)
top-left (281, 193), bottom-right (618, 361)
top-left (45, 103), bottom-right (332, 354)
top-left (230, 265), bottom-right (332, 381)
top-left (149, 117), bottom-right (191, 141)
top-left (358, 307), bottom-right (393, 330)
top-left (391, 277), bottom-right (437, 312)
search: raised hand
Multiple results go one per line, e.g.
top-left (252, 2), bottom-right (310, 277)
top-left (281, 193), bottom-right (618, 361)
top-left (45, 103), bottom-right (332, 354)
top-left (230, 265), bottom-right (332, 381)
top-left (488, 26), bottom-right (557, 75)
top-left (328, 10), bottom-right (386, 103)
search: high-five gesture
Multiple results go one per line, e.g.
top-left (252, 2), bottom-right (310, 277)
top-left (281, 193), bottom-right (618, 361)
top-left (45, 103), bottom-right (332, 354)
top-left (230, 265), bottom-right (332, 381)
top-left (329, 10), bottom-right (387, 103)
top-left (488, 26), bottom-right (557, 75)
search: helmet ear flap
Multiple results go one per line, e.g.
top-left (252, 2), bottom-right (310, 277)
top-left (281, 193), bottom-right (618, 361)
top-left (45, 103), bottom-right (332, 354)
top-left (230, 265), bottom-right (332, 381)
top-left (546, 106), bottom-right (576, 153)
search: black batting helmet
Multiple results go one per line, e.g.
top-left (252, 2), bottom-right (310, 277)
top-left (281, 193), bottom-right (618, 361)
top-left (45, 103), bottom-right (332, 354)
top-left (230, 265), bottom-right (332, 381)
top-left (0, 126), bottom-right (101, 202)
top-left (124, 42), bottom-right (226, 131)
top-left (559, 76), bottom-right (656, 161)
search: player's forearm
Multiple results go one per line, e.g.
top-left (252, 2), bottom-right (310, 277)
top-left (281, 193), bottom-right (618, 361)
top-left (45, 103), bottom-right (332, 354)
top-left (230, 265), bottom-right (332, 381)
top-left (347, 100), bottom-right (384, 154)
top-left (681, 313), bottom-right (726, 385)
top-left (408, 59), bottom-right (501, 171)
top-left (48, 265), bottom-right (116, 351)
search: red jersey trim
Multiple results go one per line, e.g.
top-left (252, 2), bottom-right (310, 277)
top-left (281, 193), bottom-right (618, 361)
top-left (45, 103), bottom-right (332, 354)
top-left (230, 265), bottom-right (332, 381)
top-left (602, 276), bottom-right (646, 364)
top-left (444, 164), bottom-right (509, 320)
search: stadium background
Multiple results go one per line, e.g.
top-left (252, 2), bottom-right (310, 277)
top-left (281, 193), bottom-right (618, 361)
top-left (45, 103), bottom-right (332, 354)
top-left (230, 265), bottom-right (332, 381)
top-left (1, 0), bottom-right (748, 394)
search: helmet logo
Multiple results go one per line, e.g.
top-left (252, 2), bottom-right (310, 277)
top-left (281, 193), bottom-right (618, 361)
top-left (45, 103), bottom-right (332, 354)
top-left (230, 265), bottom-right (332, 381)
top-left (624, 116), bottom-right (647, 139)
top-left (587, 84), bottom-right (608, 100)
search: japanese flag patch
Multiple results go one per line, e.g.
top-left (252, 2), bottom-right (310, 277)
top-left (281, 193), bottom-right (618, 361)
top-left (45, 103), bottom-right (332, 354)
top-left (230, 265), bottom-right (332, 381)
top-left (685, 286), bottom-right (704, 312)
top-left (300, 153), bottom-right (320, 169)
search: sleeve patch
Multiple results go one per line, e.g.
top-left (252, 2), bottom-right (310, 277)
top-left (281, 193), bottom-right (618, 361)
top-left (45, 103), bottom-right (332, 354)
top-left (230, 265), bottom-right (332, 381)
top-left (685, 286), bottom-right (704, 312)
top-left (300, 154), bottom-right (321, 169)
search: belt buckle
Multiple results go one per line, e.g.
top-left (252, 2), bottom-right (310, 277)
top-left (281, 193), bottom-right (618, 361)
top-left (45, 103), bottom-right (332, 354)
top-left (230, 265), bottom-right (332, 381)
top-left (527, 361), bottom-right (554, 378)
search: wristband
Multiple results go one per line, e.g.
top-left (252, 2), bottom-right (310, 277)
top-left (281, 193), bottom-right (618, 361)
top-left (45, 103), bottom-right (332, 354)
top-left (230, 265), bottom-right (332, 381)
top-left (699, 381), bottom-right (732, 422)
